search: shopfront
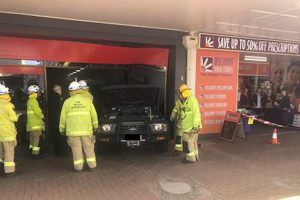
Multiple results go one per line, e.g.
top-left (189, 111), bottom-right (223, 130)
top-left (197, 33), bottom-right (300, 133)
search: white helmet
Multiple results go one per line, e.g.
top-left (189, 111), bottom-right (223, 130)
top-left (0, 84), bottom-right (9, 95)
top-left (79, 80), bottom-right (89, 89)
top-left (28, 85), bottom-right (40, 94)
top-left (69, 81), bottom-right (81, 91)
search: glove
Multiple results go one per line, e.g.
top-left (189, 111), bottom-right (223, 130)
top-left (93, 128), bottom-right (99, 134)
top-left (170, 116), bottom-right (174, 122)
top-left (190, 126), bottom-right (200, 134)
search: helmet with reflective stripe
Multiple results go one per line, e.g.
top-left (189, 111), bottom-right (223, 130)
top-left (28, 85), bottom-right (40, 94)
top-left (0, 84), bottom-right (9, 95)
top-left (69, 81), bottom-right (81, 91)
top-left (178, 84), bottom-right (190, 93)
top-left (79, 80), bottom-right (89, 89)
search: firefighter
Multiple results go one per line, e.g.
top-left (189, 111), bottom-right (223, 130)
top-left (177, 84), bottom-right (202, 163)
top-left (59, 81), bottom-right (98, 172)
top-left (27, 85), bottom-right (44, 159)
top-left (79, 80), bottom-right (93, 102)
top-left (0, 84), bottom-right (21, 178)
top-left (170, 95), bottom-right (183, 156)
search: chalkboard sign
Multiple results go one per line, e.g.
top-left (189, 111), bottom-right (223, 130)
top-left (219, 111), bottom-right (241, 142)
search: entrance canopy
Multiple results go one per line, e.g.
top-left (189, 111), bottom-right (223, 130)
top-left (0, 36), bottom-right (169, 67)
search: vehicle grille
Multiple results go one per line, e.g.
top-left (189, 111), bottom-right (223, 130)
top-left (120, 121), bottom-right (147, 134)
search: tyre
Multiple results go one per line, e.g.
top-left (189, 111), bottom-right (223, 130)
top-left (154, 141), bottom-right (169, 153)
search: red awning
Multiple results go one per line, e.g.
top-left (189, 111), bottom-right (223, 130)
top-left (0, 36), bottom-right (169, 67)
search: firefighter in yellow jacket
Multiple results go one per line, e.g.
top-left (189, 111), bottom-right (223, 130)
top-left (60, 81), bottom-right (98, 172)
top-left (170, 98), bottom-right (183, 156)
top-left (79, 80), bottom-right (93, 102)
top-left (0, 84), bottom-right (21, 178)
top-left (177, 84), bottom-right (202, 163)
top-left (27, 85), bottom-right (44, 158)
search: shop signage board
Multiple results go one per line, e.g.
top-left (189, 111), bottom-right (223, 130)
top-left (257, 64), bottom-right (270, 76)
top-left (196, 50), bottom-right (239, 133)
top-left (239, 63), bottom-right (270, 76)
top-left (239, 63), bottom-right (257, 76)
top-left (200, 33), bottom-right (300, 55)
top-left (219, 111), bottom-right (241, 142)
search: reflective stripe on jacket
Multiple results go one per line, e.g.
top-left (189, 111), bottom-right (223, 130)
top-left (0, 95), bottom-right (18, 142)
top-left (26, 94), bottom-right (44, 132)
top-left (59, 94), bottom-right (98, 136)
top-left (179, 95), bottom-right (202, 133)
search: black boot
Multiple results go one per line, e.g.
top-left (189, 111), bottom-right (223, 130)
top-left (4, 171), bottom-right (22, 178)
top-left (0, 163), bottom-right (4, 175)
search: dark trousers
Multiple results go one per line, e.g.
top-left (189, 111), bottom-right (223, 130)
top-left (52, 126), bottom-right (68, 157)
top-left (264, 108), bottom-right (273, 122)
top-left (280, 110), bottom-right (289, 126)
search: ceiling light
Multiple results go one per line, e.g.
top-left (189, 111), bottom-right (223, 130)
top-left (250, 9), bottom-right (276, 15)
top-left (261, 27), bottom-right (299, 34)
top-left (76, 69), bottom-right (81, 72)
top-left (216, 22), bottom-right (239, 26)
top-left (278, 14), bottom-right (299, 18)
top-left (21, 60), bottom-right (41, 65)
top-left (244, 55), bottom-right (267, 62)
top-left (241, 25), bottom-right (259, 29)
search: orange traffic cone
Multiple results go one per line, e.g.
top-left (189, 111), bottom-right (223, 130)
top-left (269, 128), bottom-right (280, 144)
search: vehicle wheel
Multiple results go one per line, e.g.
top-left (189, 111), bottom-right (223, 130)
top-left (154, 141), bottom-right (169, 153)
top-left (96, 143), bottom-right (110, 155)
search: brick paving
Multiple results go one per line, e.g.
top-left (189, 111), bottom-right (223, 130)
top-left (1, 124), bottom-right (300, 200)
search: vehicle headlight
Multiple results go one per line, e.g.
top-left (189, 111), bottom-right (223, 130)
top-left (154, 124), bottom-right (162, 130)
top-left (102, 124), bottom-right (111, 132)
top-left (151, 123), bottom-right (167, 132)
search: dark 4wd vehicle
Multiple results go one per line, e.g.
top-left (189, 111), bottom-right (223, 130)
top-left (97, 85), bottom-right (169, 153)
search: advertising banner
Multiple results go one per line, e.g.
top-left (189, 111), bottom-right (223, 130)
top-left (196, 50), bottom-right (239, 134)
top-left (200, 33), bottom-right (300, 55)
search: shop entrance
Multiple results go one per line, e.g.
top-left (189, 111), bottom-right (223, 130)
top-left (46, 63), bottom-right (168, 153)
top-left (0, 36), bottom-right (170, 154)
top-left (0, 61), bottom-right (45, 146)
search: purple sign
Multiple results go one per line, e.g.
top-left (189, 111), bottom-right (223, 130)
top-left (200, 34), bottom-right (300, 55)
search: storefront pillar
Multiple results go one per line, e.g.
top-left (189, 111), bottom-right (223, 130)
top-left (183, 32), bottom-right (199, 94)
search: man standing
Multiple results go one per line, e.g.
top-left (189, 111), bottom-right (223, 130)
top-left (49, 84), bottom-right (67, 157)
top-left (27, 85), bottom-right (44, 159)
top-left (0, 84), bottom-right (21, 177)
top-left (170, 95), bottom-right (183, 156)
top-left (177, 84), bottom-right (202, 163)
top-left (79, 80), bottom-right (93, 102)
top-left (59, 81), bottom-right (98, 172)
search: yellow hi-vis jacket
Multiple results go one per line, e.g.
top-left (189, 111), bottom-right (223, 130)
top-left (59, 94), bottom-right (98, 136)
top-left (179, 95), bottom-right (202, 133)
top-left (170, 99), bottom-right (183, 128)
top-left (81, 90), bottom-right (94, 102)
top-left (0, 94), bottom-right (19, 142)
top-left (27, 94), bottom-right (44, 132)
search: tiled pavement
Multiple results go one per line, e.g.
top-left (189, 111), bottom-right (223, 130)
top-left (1, 124), bottom-right (300, 200)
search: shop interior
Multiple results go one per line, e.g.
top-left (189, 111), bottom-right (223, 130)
top-left (0, 59), bottom-right (167, 146)
top-left (238, 53), bottom-right (300, 126)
